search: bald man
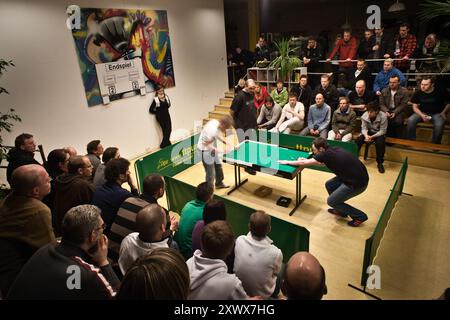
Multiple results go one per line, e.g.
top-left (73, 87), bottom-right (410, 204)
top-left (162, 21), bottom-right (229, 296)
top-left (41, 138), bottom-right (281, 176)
top-left (0, 164), bottom-right (55, 296)
top-left (282, 252), bottom-right (327, 300)
top-left (348, 80), bottom-right (377, 117)
top-left (118, 204), bottom-right (171, 275)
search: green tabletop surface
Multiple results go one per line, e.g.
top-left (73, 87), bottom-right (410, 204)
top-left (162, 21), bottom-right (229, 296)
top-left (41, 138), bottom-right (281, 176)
top-left (223, 140), bottom-right (311, 174)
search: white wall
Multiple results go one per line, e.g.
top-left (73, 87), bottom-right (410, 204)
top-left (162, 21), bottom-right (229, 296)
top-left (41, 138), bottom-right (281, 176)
top-left (0, 0), bottom-right (228, 183)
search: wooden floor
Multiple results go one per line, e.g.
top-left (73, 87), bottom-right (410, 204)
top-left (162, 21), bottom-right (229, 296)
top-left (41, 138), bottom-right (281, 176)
top-left (166, 158), bottom-right (450, 300)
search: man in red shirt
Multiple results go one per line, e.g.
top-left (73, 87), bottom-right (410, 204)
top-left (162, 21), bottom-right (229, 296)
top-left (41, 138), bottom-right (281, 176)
top-left (389, 23), bottom-right (417, 73)
top-left (326, 30), bottom-right (357, 88)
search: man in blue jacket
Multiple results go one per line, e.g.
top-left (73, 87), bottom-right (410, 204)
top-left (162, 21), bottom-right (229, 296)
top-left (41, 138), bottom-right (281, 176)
top-left (373, 58), bottom-right (406, 95)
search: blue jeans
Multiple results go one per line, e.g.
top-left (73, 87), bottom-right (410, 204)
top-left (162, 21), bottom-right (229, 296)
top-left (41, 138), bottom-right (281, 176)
top-left (200, 149), bottom-right (224, 186)
top-left (325, 177), bottom-right (368, 221)
top-left (406, 113), bottom-right (446, 144)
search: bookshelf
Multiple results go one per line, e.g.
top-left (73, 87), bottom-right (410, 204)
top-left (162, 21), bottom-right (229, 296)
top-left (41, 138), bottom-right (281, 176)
top-left (247, 67), bottom-right (307, 91)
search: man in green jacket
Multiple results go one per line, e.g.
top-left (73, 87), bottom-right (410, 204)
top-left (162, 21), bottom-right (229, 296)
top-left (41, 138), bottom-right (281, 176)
top-left (270, 80), bottom-right (289, 108)
top-left (175, 182), bottom-right (213, 260)
top-left (328, 97), bottom-right (357, 142)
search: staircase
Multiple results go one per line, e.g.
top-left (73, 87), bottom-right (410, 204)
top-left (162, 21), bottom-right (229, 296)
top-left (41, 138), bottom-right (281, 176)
top-left (202, 91), bottom-right (234, 125)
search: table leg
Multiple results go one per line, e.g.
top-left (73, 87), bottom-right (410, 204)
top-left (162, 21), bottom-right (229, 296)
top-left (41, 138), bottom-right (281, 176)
top-left (227, 164), bottom-right (249, 195)
top-left (289, 172), bottom-right (307, 216)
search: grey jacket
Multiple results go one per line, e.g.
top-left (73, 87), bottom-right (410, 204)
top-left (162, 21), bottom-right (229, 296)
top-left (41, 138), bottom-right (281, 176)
top-left (331, 108), bottom-right (357, 136)
top-left (257, 103), bottom-right (282, 127)
top-left (379, 86), bottom-right (410, 115)
top-left (361, 111), bottom-right (388, 138)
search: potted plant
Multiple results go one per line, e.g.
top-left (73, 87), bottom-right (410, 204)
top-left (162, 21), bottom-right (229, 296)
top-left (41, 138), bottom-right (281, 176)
top-left (1, 59), bottom-right (21, 198)
top-left (269, 38), bottom-right (302, 82)
top-left (1, 60), bottom-right (21, 168)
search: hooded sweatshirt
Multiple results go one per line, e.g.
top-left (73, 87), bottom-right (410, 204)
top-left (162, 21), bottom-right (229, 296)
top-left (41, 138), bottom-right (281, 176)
top-left (6, 148), bottom-right (40, 184)
top-left (53, 173), bottom-right (95, 235)
top-left (233, 233), bottom-right (282, 298)
top-left (186, 250), bottom-right (248, 300)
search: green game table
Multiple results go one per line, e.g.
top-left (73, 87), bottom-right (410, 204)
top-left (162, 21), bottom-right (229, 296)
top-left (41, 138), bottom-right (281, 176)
top-left (223, 140), bottom-right (312, 216)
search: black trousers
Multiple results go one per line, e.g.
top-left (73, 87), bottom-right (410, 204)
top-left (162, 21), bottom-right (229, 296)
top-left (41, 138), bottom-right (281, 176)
top-left (356, 134), bottom-right (386, 164)
top-left (386, 113), bottom-right (404, 138)
top-left (156, 111), bottom-right (172, 148)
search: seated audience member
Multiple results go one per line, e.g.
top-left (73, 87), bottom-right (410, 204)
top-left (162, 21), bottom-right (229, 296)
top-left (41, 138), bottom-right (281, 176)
top-left (300, 93), bottom-right (331, 138)
top-left (270, 80), bottom-right (289, 107)
top-left (348, 80), bottom-right (377, 117)
top-left (356, 103), bottom-right (388, 173)
top-left (64, 146), bottom-right (77, 157)
top-left (119, 204), bottom-right (175, 275)
top-left (254, 82), bottom-right (269, 114)
top-left (92, 158), bottom-right (139, 235)
top-left (373, 59), bottom-right (406, 95)
top-left (346, 59), bottom-right (373, 92)
top-left (187, 221), bottom-right (249, 300)
top-left (175, 182), bottom-right (214, 260)
top-left (0, 165), bottom-right (55, 296)
top-left (234, 78), bottom-right (245, 95)
top-left (6, 205), bottom-right (120, 300)
top-left (290, 74), bottom-right (312, 114)
top-left (312, 74), bottom-right (339, 112)
top-left (6, 133), bottom-right (40, 184)
top-left (42, 149), bottom-right (70, 212)
top-left (257, 96), bottom-right (282, 130)
top-left (270, 93), bottom-right (305, 134)
top-left (116, 174), bottom-right (175, 241)
top-left (116, 248), bottom-right (189, 300)
top-left (85, 140), bottom-right (104, 175)
top-left (191, 199), bottom-right (228, 254)
top-left (93, 147), bottom-right (120, 187)
top-left (282, 252), bottom-right (327, 300)
top-left (328, 97), bottom-right (357, 142)
top-left (416, 34), bottom-right (442, 75)
top-left (379, 75), bottom-right (410, 138)
top-left (44, 149), bottom-right (69, 180)
top-left (234, 211), bottom-right (283, 299)
top-left (407, 77), bottom-right (450, 145)
top-left (53, 155), bottom-right (95, 235)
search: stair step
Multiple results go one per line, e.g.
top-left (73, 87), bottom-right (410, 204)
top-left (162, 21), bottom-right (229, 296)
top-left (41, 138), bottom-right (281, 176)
top-left (215, 105), bottom-right (231, 112)
top-left (225, 91), bottom-right (234, 98)
top-left (208, 111), bottom-right (229, 120)
top-left (219, 98), bottom-right (233, 106)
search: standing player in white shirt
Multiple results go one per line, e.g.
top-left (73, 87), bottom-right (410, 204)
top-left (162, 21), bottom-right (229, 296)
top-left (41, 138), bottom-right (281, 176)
top-left (197, 116), bottom-right (235, 189)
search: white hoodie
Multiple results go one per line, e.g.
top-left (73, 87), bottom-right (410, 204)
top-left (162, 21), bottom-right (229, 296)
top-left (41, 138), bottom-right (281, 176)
top-left (186, 250), bottom-right (249, 300)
